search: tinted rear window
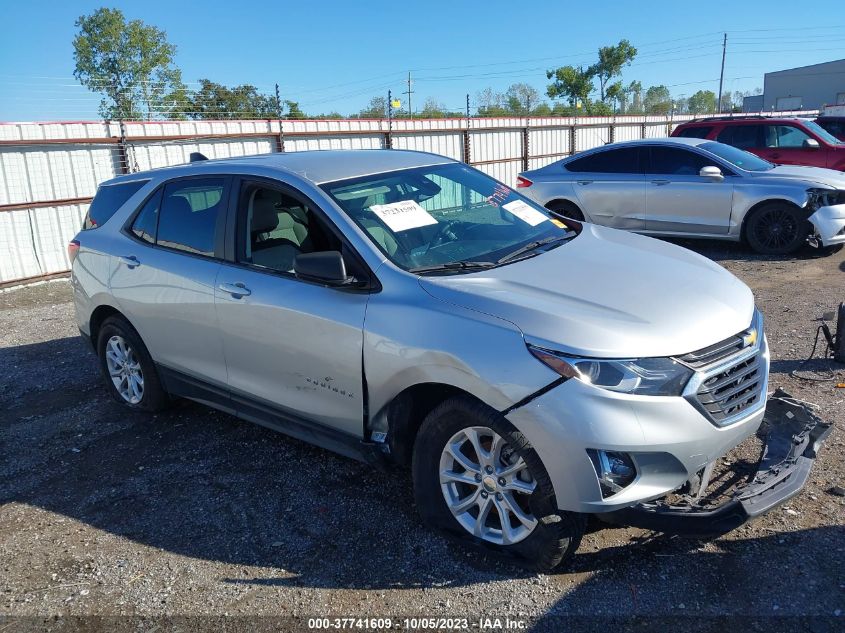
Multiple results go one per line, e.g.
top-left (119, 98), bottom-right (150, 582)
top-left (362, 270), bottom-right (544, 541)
top-left (83, 180), bottom-right (147, 230)
top-left (676, 126), bottom-right (713, 139)
top-left (156, 178), bottom-right (225, 256)
top-left (717, 125), bottom-right (762, 149)
top-left (565, 147), bottom-right (642, 173)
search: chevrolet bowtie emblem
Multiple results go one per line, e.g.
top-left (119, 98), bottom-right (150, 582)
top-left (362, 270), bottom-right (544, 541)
top-left (742, 329), bottom-right (758, 348)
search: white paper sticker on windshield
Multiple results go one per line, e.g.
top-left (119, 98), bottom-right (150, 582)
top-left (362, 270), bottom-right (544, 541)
top-left (370, 200), bottom-right (439, 232)
top-left (502, 200), bottom-right (549, 226)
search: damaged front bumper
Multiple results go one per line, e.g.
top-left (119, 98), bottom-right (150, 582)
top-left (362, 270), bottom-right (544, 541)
top-left (809, 203), bottom-right (845, 247)
top-left (602, 389), bottom-right (832, 536)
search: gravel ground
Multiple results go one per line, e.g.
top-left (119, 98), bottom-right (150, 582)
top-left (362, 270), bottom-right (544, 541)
top-left (1, 241), bottom-right (844, 632)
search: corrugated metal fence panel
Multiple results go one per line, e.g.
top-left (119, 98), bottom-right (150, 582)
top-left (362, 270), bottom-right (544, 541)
top-left (471, 129), bottom-right (522, 163)
top-left (0, 203), bottom-right (87, 281)
top-left (614, 124), bottom-right (644, 142)
top-left (575, 125), bottom-right (612, 151)
top-left (284, 134), bottom-right (384, 152)
top-left (0, 145), bottom-right (120, 205)
top-left (128, 138), bottom-right (275, 171)
top-left (529, 127), bottom-right (570, 159)
top-left (392, 132), bottom-right (462, 160)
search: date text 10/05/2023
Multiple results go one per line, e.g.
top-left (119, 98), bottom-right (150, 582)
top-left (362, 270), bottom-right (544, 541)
top-left (306, 617), bottom-right (527, 630)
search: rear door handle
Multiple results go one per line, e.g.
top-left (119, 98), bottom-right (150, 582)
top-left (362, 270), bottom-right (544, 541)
top-left (118, 255), bottom-right (140, 268)
top-left (218, 282), bottom-right (251, 298)
top-left (651, 179), bottom-right (671, 186)
top-left (576, 180), bottom-right (594, 185)
top-left (770, 153), bottom-right (781, 159)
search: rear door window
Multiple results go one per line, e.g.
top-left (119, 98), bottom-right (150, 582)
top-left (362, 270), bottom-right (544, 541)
top-left (156, 178), bottom-right (227, 257)
top-left (130, 189), bottom-right (163, 244)
top-left (565, 147), bottom-right (642, 173)
top-left (676, 126), bottom-right (713, 139)
top-left (717, 125), bottom-right (763, 149)
top-left (83, 180), bottom-right (148, 230)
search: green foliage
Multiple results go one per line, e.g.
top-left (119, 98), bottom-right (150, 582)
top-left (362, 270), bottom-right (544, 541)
top-left (285, 100), bottom-right (306, 119)
top-left (644, 85), bottom-right (672, 115)
top-left (358, 96), bottom-right (388, 119)
top-left (186, 79), bottom-right (277, 119)
top-left (505, 83), bottom-right (541, 115)
top-left (546, 66), bottom-right (594, 110)
top-left (590, 39), bottom-right (637, 102)
top-left (73, 8), bottom-right (184, 120)
top-left (688, 89), bottom-right (717, 114)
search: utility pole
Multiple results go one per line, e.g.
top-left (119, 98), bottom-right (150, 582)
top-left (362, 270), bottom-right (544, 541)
top-left (404, 71), bottom-right (414, 118)
top-left (275, 83), bottom-right (282, 119)
top-left (717, 33), bottom-right (727, 113)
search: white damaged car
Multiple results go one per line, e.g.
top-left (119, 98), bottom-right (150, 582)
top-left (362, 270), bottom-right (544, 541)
top-left (518, 138), bottom-right (845, 255)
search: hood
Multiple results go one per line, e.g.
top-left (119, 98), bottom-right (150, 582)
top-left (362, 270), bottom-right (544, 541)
top-left (757, 164), bottom-right (845, 189)
top-left (419, 225), bottom-right (754, 358)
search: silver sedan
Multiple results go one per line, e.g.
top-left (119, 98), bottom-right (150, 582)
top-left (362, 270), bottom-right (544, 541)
top-left (518, 137), bottom-right (845, 255)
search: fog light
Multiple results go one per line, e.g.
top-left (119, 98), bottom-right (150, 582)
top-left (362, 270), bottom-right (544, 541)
top-left (587, 449), bottom-right (637, 498)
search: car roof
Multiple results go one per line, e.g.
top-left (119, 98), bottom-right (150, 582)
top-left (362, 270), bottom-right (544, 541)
top-left (590, 137), bottom-right (710, 149)
top-left (679, 116), bottom-right (809, 126)
top-left (103, 149), bottom-right (455, 187)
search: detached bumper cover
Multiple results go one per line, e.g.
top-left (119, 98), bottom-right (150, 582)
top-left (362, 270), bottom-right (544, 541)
top-left (603, 389), bottom-right (832, 536)
top-left (809, 203), bottom-right (845, 246)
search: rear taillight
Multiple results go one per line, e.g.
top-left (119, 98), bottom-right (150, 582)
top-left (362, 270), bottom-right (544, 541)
top-left (68, 239), bottom-right (80, 264)
top-left (516, 176), bottom-right (533, 188)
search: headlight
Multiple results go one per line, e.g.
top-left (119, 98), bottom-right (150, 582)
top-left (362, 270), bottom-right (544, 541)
top-left (528, 346), bottom-right (693, 396)
top-left (807, 187), bottom-right (845, 211)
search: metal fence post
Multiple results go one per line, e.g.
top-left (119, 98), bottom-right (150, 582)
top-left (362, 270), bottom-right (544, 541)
top-left (569, 125), bottom-right (576, 155)
top-left (275, 119), bottom-right (285, 153)
top-left (462, 128), bottom-right (471, 164)
top-left (609, 118), bottom-right (615, 144)
top-left (116, 120), bottom-right (129, 174)
top-left (522, 126), bottom-right (529, 171)
top-left (640, 121), bottom-right (647, 140)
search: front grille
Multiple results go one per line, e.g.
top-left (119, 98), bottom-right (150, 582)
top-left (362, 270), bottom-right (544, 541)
top-left (693, 352), bottom-right (764, 425)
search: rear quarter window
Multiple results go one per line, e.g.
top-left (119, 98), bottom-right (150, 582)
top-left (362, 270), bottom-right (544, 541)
top-left (83, 180), bottom-right (148, 230)
top-left (676, 126), bottom-right (713, 139)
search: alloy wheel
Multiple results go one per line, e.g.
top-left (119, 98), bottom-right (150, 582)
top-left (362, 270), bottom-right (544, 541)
top-left (104, 335), bottom-right (144, 404)
top-left (752, 207), bottom-right (799, 251)
top-left (439, 426), bottom-right (538, 545)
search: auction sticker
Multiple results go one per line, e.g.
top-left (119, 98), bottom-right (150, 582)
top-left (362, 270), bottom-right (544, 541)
top-left (502, 200), bottom-right (549, 227)
top-left (370, 200), bottom-right (438, 232)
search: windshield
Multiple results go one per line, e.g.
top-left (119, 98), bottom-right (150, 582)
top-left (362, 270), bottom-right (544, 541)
top-left (801, 120), bottom-right (845, 146)
top-left (321, 163), bottom-right (574, 273)
top-left (700, 142), bottom-right (774, 172)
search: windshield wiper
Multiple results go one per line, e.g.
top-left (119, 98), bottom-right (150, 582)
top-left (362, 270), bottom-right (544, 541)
top-left (496, 233), bottom-right (575, 265)
top-left (409, 261), bottom-right (496, 274)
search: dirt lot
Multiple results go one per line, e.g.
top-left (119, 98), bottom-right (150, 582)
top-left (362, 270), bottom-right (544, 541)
top-left (1, 241), bottom-right (844, 631)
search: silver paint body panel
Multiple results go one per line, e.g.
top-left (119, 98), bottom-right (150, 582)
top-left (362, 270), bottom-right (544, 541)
top-left (72, 149), bottom-right (767, 513)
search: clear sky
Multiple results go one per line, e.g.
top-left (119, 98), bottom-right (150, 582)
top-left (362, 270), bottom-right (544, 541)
top-left (0, 0), bottom-right (844, 121)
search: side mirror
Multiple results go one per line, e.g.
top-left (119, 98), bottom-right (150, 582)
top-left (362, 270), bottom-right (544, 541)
top-left (803, 138), bottom-right (820, 150)
top-left (294, 251), bottom-right (355, 286)
top-left (699, 166), bottom-right (724, 182)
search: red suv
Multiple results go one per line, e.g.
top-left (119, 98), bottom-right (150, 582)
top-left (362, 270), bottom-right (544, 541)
top-left (671, 116), bottom-right (845, 171)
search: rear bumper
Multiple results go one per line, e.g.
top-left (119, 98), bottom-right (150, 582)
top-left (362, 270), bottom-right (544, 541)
top-left (809, 203), bottom-right (845, 246)
top-left (601, 389), bottom-right (831, 536)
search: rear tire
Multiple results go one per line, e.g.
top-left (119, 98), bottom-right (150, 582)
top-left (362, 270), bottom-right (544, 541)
top-left (412, 396), bottom-right (584, 571)
top-left (745, 202), bottom-right (809, 255)
top-left (97, 316), bottom-right (170, 412)
top-left (545, 200), bottom-right (585, 222)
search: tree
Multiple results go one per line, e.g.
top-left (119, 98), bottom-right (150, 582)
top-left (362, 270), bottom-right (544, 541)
top-left (476, 88), bottom-right (509, 116)
top-left (644, 85), bottom-right (672, 115)
top-left (546, 66), bottom-right (593, 112)
top-left (73, 8), bottom-right (184, 120)
top-left (505, 83), bottom-right (541, 115)
top-left (606, 81), bottom-right (625, 113)
top-left (590, 39), bottom-right (637, 102)
top-left (420, 97), bottom-right (448, 118)
top-left (285, 100), bottom-right (305, 119)
top-left (627, 81), bottom-right (643, 113)
top-left (531, 102), bottom-right (553, 116)
top-left (688, 89), bottom-right (717, 114)
top-left (358, 96), bottom-right (388, 119)
top-left (186, 79), bottom-right (276, 119)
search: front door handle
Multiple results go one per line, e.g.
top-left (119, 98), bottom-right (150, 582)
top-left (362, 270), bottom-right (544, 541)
top-left (576, 180), bottom-right (594, 185)
top-left (118, 255), bottom-right (140, 268)
top-left (770, 153), bottom-right (781, 159)
top-left (651, 179), bottom-right (671, 186)
top-left (218, 282), bottom-right (252, 298)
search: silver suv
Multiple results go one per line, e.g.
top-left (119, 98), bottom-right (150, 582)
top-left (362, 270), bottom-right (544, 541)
top-left (70, 150), bottom-right (828, 570)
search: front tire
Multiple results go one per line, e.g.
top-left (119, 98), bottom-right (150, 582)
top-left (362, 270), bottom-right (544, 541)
top-left (745, 203), bottom-right (809, 255)
top-left (412, 396), bottom-right (584, 571)
top-left (97, 316), bottom-right (170, 411)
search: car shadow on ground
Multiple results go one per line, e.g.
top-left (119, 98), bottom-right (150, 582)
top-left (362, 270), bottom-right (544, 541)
top-left (2, 337), bottom-right (843, 608)
top-left (657, 236), bottom-right (842, 265)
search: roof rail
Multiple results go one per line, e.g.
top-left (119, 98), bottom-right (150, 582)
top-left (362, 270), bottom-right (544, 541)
top-left (685, 115), bottom-right (769, 124)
